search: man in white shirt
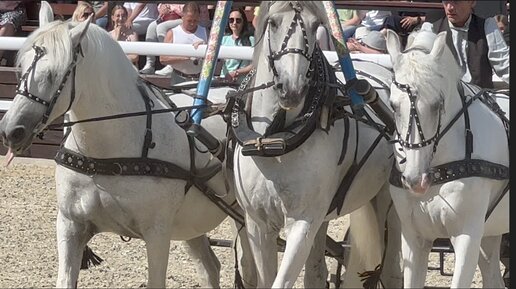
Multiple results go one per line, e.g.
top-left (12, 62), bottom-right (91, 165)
top-left (160, 2), bottom-right (207, 84)
top-left (431, 0), bottom-right (509, 88)
top-left (358, 10), bottom-right (392, 31)
top-left (124, 2), bottom-right (159, 37)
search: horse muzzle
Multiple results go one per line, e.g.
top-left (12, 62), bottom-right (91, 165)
top-left (1, 124), bottom-right (32, 155)
top-left (401, 172), bottom-right (432, 195)
top-left (275, 81), bottom-right (308, 110)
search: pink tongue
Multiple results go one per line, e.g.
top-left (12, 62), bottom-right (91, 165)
top-left (5, 148), bottom-right (15, 167)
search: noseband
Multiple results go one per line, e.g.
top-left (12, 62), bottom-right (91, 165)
top-left (17, 44), bottom-right (80, 134)
top-left (267, 2), bottom-right (312, 77)
top-left (392, 77), bottom-right (442, 153)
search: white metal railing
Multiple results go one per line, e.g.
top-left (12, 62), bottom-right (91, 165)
top-left (0, 36), bottom-right (506, 88)
top-left (0, 36), bottom-right (393, 67)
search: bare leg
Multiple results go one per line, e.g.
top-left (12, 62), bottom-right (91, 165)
top-left (55, 211), bottom-right (93, 288)
top-left (304, 221), bottom-right (329, 289)
top-left (478, 235), bottom-right (505, 289)
top-left (183, 234), bottom-right (221, 288)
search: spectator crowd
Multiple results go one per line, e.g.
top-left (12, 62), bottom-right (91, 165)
top-left (0, 1), bottom-right (510, 88)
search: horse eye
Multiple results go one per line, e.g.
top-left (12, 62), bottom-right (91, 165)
top-left (268, 17), bottom-right (280, 29)
top-left (312, 23), bottom-right (319, 34)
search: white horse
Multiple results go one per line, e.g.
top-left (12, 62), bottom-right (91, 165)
top-left (0, 3), bottom-right (256, 288)
top-left (231, 2), bottom-right (400, 288)
top-left (385, 28), bottom-right (509, 288)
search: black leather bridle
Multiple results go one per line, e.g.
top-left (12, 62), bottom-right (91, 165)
top-left (267, 1), bottom-right (313, 78)
top-left (391, 77), bottom-right (442, 154)
top-left (16, 44), bottom-right (81, 136)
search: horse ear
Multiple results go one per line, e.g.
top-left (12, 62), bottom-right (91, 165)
top-left (69, 19), bottom-right (90, 49)
top-left (39, 1), bottom-right (54, 27)
top-left (385, 29), bottom-right (401, 64)
top-left (430, 31), bottom-right (447, 59)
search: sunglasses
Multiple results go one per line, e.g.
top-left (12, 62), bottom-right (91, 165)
top-left (229, 17), bottom-right (243, 24)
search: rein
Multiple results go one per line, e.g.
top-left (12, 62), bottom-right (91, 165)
top-left (46, 103), bottom-right (209, 130)
top-left (16, 43), bottom-right (245, 228)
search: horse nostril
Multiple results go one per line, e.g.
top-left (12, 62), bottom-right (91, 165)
top-left (7, 125), bottom-right (27, 144)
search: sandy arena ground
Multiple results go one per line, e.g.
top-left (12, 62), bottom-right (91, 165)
top-left (0, 157), bottom-right (500, 288)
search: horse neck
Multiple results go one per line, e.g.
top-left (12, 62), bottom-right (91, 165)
top-left (250, 53), bottom-right (304, 135)
top-left (430, 69), bottom-right (469, 164)
top-left (64, 49), bottom-right (173, 158)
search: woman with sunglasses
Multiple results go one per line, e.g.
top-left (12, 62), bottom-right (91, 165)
top-left (220, 7), bottom-right (254, 83)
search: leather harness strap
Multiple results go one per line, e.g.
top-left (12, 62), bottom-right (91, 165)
top-left (389, 83), bottom-right (510, 221)
top-left (230, 45), bottom-right (337, 157)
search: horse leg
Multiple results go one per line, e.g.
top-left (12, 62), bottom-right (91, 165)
top-left (183, 234), bottom-right (221, 288)
top-left (342, 202), bottom-right (383, 288)
top-left (231, 218), bottom-right (258, 288)
top-left (449, 234), bottom-right (482, 288)
top-left (478, 235), bottom-right (505, 289)
top-left (144, 230), bottom-right (171, 288)
top-left (304, 221), bottom-right (329, 288)
top-left (245, 213), bottom-right (279, 288)
top-left (371, 185), bottom-right (403, 288)
top-left (273, 218), bottom-right (325, 288)
top-left (55, 211), bottom-right (92, 288)
top-left (400, 229), bottom-right (432, 288)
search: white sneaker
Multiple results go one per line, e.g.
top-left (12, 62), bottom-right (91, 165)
top-left (139, 64), bottom-right (155, 74)
top-left (155, 65), bottom-right (173, 76)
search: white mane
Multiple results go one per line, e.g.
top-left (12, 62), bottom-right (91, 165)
top-left (16, 21), bottom-right (73, 80)
top-left (252, 1), bottom-right (327, 65)
top-left (16, 20), bottom-right (138, 98)
top-left (392, 29), bottom-right (461, 106)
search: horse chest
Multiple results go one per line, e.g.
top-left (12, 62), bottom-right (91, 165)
top-left (393, 181), bottom-right (488, 238)
top-left (56, 168), bottom-right (185, 236)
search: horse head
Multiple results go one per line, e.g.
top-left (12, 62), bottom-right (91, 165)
top-left (385, 26), bottom-right (461, 195)
top-left (0, 2), bottom-right (108, 163)
top-left (253, 1), bottom-right (327, 109)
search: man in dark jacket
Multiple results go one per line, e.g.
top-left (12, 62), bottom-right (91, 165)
top-left (431, 0), bottom-right (509, 88)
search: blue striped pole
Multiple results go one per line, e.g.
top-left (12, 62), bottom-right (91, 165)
top-left (322, 1), bottom-right (365, 110)
top-left (189, 1), bottom-right (233, 129)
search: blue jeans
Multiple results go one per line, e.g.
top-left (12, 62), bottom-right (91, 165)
top-left (342, 25), bottom-right (357, 40)
top-left (95, 16), bottom-right (108, 30)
